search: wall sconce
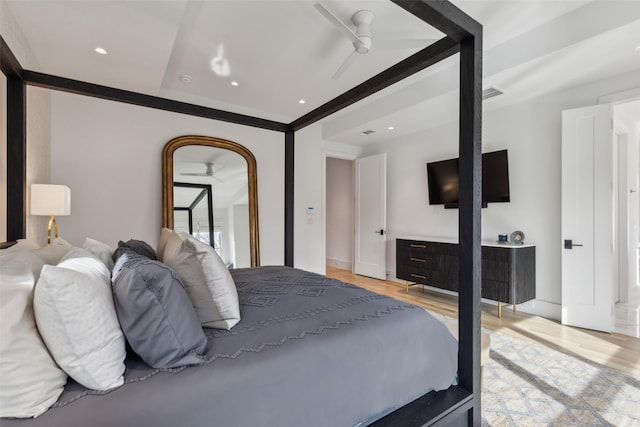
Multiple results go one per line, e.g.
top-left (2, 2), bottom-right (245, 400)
top-left (30, 184), bottom-right (71, 244)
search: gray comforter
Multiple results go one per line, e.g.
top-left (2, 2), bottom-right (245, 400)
top-left (4, 266), bottom-right (457, 427)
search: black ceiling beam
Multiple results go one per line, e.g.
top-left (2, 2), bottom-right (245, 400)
top-left (23, 70), bottom-right (289, 133)
top-left (392, 0), bottom-right (482, 41)
top-left (0, 35), bottom-right (23, 78)
top-left (188, 189), bottom-right (208, 211)
top-left (289, 36), bottom-right (458, 131)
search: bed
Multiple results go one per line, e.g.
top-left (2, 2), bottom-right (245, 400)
top-left (1, 251), bottom-right (457, 426)
top-left (2, 1), bottom-right (483, 424)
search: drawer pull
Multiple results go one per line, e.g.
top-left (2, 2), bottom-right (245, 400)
top-left (410, 244), bottom-right (426, 248)
top-left (410, 257), bottom-right (426, 262)
top-left (410, 274), bottom-right (426, 279)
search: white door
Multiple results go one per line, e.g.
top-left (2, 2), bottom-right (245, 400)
top-left (561, 104), bottom-right (614, 333)
top-left (354, 153), bottom-right (386, 280)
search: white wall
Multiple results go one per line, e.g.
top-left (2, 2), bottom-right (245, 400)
top-left (49, 91), bottom-right (284, 266)
top-left (26, 87), bottom-right (51, 246)
top-left (326, 157), bottom-right (354, 270)
top-left (355, 69), bottom-right (640, 319)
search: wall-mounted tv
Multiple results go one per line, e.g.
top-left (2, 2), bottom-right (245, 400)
top-left (426, 149), bottom-right (510, 208)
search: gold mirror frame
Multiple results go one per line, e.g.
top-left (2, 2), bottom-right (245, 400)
top-left (162, 135), bottom-right (260, 267)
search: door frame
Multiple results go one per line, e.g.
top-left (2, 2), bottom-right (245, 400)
top-left (321, 148), bottom-right (360, 275)
top-left (613, 124), bottom-right (629, 303)
top-left (600, 89), bottom-right (640, 305)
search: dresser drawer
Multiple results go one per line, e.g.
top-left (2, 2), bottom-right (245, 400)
top-left (407, 241), bottom-right (428, 259)
top-left (396, 264), bottom-right (440, 285)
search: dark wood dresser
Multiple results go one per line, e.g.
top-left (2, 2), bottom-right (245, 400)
top-left (396, 237), bottom-right (535, 316)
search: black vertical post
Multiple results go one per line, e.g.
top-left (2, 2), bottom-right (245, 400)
top-left (6, 75), bottom-right (26, 241)
top-left (457, 34), bottom-right (483, 425)
top-left (2, 35), bottom-right (27, 242)
top-left (284, 130), bottom-right (294, 266)
top-left (207, 186), bottom-right (214, 249)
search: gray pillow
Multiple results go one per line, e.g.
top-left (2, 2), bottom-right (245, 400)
top-left (113, 239), bottom-right (157, 262)
top-left (111, 252), bottom-right (207, 368)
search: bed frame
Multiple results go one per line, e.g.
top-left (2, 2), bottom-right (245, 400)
top-left (1, 1), bottom-right (483, 424)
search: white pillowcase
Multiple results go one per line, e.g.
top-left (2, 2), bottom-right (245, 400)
top-left (2, 239), bottom-right (41, 253)
top-left (0, 251), bottom-right (67, 418)
top-left (34, 248), bottom-right (126, 391)
top-left (34, 237), bottom-right (72, 265)
top-left (156, 227), bottom-right (172, 262)
top-left (160, 228), bottom-right (241, 330)
top-left (82, 237), bottom-right (114, 271)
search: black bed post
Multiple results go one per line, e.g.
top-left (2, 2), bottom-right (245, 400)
top-left (457, 32), bottom-right (483, 425)
top-left (284, 130), bottom-right (294, 267)
top-left (1, 35), bottom-right (27, 241)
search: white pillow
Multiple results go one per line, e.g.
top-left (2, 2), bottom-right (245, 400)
top-left (34, 237), bottom-right (72, 265)
top-left (82, 237), bottom-right (114, 271)
top-left (0, 251), bottom-right (67, 418)
top-left (161, 229), bottom-right (241, 330)
top-left (156, 227), bottom-right (173, 262)
top-left (2, 239), bottom-right (41, 253)
top-left (34, 248), bottom-right (126, 391)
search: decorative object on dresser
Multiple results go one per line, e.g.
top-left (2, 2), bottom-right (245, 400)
top-left (509, 230), bottom-right (525, 244)
top-left (396, 237), bottom-right (535, 317)
top-left (30, 184), bottom-right (71, 244)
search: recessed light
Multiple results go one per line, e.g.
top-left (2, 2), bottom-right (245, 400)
top-left (231, 81), bottom-right (239, 86)
top-left (635, 45), bottom-right (640, 52)
top-left (179, 74), bottom-right (192, 83)
top-left (387, 126), bottom-right (395, 130)
top-left (94, 47), bottom-right (107, 55)
top-left (298, 99), bottom-right (306, 104)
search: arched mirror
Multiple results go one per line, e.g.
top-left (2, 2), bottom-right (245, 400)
top-left (163, 135), bottom-right (259, 267)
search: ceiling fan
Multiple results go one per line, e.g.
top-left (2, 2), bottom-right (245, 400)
top-left (180, 162), bottom-right (224, 183)
top-left (314, 3), bottom-right (436, 80)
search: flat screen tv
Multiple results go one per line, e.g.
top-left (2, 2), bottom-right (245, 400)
top-left (426, 149), bottom-right (510, 208)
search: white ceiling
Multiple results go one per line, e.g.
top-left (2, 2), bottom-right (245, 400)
top-left (3, 0), bottom-right (640, 145)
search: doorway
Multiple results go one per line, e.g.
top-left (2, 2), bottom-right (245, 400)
top-left (613, 99), bottom-right (640, 337)
top-left (325, 157), bottom-right (355, 272)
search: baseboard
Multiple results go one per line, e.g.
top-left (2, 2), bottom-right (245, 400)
top-left (326, 258), bottom-right (353, 271)
top-left (514, 299), bottom-right (561, 320)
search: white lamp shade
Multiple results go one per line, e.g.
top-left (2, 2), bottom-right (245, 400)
top-left (31, 184), bottom-right (71, 216)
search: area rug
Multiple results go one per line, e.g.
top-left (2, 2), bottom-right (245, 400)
top-left (482, 331), bottom-right (640, 426)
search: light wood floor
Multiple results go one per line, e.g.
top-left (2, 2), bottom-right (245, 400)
top-left (326, 266), bottom-right (640, 379)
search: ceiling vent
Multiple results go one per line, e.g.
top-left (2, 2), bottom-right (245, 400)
top-left (482, 87), bottom-right (504, 100)
top-left (361, 129), bottom-right (375, 135)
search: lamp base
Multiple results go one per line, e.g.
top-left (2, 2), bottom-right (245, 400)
top-left (47, 215), bottom-right (59, 245)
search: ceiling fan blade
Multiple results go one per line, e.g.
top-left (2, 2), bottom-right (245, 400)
top-left (180, 172), bottom-right (224, 183)
top-left (314, 3), bottom-right (361, 45)
top-left (376, 39), bottom-right (437, 50)
top-left (332, 50), bottom-right (358, 80)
